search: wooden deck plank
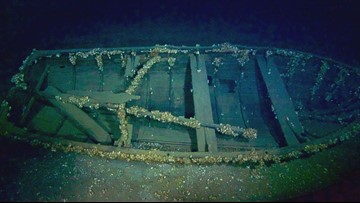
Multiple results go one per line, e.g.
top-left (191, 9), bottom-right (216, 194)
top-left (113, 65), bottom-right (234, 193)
top-left (190, 54), bottom-right (218, 152)
top-left (170, 73), bottom-right (186, 116)
top-left (75, 65), bottom-right (100, 91)
top-left (103, 63), bottom-right (125, 92)
top-left (48, 65), bottom-right (74, 92)
top-left (137, 126), bottom-right (192, 143)
top-left (40, 86), bottom-right (112, 144)
top-left (256, 55), bottom-right (303, 146)
top-left (214, 80), bottom-right (243, 127)
top-left (149, 72), bottom-right (170, 112)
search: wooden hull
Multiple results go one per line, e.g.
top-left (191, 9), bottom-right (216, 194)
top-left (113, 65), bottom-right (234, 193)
top-left (1, 43), bottom-right (359, 164)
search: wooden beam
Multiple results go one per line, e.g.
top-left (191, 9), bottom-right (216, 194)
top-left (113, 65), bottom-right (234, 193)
top-left (40, 86), bottom-right (113, 144)
top-left (256, 55), bottom-right (303, 146)
top-left (64, 90), bottom-right (140, 104)
top-left (190, 54), bottom-right (218, 152)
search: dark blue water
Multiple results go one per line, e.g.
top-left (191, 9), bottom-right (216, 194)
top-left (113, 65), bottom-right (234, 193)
top-left (1, 0), bottom-right (359, 201)
top-left (1, 0), bottom-right (358, 102)
top-left (1, 0), bottom-right (359, 67)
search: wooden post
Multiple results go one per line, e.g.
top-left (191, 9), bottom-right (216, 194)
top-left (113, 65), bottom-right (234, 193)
top-left (126, 124), bottom-right (133, 147)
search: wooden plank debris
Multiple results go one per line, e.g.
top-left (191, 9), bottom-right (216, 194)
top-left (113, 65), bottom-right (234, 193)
top-left (256, 55), bottom-right (303, 146)
top-left (40, 86), bottom-right (113, 144)
top-left (190, 54), bottom-right (218, 152)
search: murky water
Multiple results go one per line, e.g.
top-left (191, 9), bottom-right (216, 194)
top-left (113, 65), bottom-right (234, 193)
top-left (1, 1), bottom-right (359, 201)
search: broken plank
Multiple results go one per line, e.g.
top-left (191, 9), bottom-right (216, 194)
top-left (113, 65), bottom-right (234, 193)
top-left (40, 86), bottom-right (113, 144)
top-left (190, 54), bottom-right (218, 152)
top-left (256, 55), bottom-right (303, 146)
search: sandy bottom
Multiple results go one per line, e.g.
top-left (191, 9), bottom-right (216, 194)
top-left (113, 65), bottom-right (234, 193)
top-left (0, 135), bottom-right (359, 201)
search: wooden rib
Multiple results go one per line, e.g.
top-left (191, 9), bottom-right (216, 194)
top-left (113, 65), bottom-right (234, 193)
top-left (19, 65), bottom-right (50, 125)
top-left (125, 55), bottom-right (140, 78)
top-left (256, 55), bottom-right (302, 146)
